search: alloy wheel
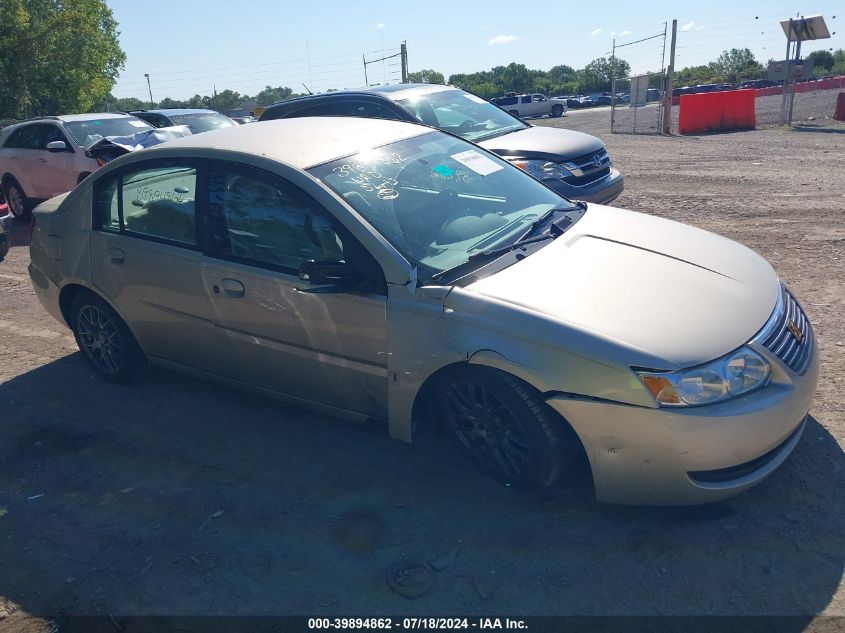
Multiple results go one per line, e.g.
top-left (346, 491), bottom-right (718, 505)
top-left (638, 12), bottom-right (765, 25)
top-left (7, 184), bottom-right (25, 218)
top-left (76, 304), bottom-right (124, 375)
top-left (444, 379), bottom-right (532, 478)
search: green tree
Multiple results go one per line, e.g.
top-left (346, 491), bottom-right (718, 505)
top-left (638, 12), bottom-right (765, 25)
top-left (708, 48), bottom-right (763, 81)
top-left (407, 69), bottom-right (445, 84)
top-left (806, 50), bottom-right (834, 73)
top-left (578, 57), bottom-right (631, 93)
top-left (548, 65), bottom-right (577, 83)
top-left (254, 85), bottom-right (294, 106)
top-left (0, 0), bottom-right (126, 118)
top-left (832, 49), bottom-right (845, 75)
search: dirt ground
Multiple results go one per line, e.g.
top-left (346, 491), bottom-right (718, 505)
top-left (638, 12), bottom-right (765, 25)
top-left (0, 95), bottom-right (844, 628)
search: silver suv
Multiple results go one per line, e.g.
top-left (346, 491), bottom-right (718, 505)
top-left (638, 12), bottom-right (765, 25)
top-left (0, 113), bottom-right (153, 219)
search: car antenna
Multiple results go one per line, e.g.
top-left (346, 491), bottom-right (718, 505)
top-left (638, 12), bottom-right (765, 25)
top-left (301, 82), bottom-right (313, 95)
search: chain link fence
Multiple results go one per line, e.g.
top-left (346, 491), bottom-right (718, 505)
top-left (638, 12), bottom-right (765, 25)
top-left (610, 73), bottom-right (665, 134)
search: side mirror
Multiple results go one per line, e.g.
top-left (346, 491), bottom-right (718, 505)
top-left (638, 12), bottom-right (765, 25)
top-left (46, 140), bottom-right (67, 152)
top-left (298, 260), bottom-right (361, 286)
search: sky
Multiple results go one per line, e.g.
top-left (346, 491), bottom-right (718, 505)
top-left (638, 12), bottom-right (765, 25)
top-left (108, 0), bottom-right (843, 101)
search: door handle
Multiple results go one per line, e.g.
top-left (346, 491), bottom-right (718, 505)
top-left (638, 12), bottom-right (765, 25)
top-left (37, 157), bottom-right (47, 163)
top-left (108, 247), bottom-right (125, 264)
top-left (220, 278), bottom-right (245, 298)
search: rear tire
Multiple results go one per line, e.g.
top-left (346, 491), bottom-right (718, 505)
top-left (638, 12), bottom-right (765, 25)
top-left (77, 172), bottom-right (91, 185)
top-left (551, 105), bottom-right (564, 117)
top-left (437, 366), bottom-right (576, 489)
top-left (70, 291), bottom-right (146, 384)
top-left (509, 110), bottom-right (520, 117)
top-left (3, 179), bottom-right (30, 220)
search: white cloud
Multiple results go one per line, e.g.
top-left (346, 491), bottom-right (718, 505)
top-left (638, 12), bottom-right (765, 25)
top-left (590, 28), bottom-right (602, 37)
top-left (620, 30), bottom-right (632, 36)
top-left (375, 22), bottom-right (386, 29)
top-left (488, 34), bottom-right (518, 45)
top-left (610, 30), bottom-right (616, 37)
top-left (680, 20), bottom-right (696, 31)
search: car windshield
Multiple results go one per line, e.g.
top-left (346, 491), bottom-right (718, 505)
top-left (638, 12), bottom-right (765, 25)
top-left (168, 112), bottom-right (236, 133)
top-left (63, 117), bottom-right (154, 146)
top-left (309, 131), bottom-right (576, 282)
top-left (395, 89), bottom-right (527, 142)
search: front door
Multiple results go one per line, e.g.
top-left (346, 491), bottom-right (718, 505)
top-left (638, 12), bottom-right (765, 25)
top-left (199, 161), bottom-right (389, 417)
top-left (89, 159), bottom-right (235, 375)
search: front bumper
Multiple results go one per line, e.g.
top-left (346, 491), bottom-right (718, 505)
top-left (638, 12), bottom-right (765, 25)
top-left (547, 342), bottom-right (819, 505)
top-left (544, 167), bottom-right (624, 205)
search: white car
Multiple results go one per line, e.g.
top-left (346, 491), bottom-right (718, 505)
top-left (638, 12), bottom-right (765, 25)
top-left (493, 93), bottom-right (568, 118)
top-left (0, 113), bottom-right (154, 219)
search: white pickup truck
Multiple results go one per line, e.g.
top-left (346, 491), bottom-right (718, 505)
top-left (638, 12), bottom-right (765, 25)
top-left (492, 93), bottom-right (568, 118)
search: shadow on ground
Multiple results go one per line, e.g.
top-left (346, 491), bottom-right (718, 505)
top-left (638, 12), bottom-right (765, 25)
top-left (0, 354), bottom-right (842, 620)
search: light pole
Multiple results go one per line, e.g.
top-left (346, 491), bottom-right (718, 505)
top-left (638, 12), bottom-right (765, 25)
top-left (144, 73), bottom-right (154, 108)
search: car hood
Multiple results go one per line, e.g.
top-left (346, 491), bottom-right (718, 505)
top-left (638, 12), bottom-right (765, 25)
top-left (478, 126), bottom-right (604, 161)
top-left (461, 205), bottom-right (780, 368)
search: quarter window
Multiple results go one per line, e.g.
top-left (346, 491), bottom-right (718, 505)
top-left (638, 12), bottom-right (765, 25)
top-left (206, 164), bottom-right (345, 272)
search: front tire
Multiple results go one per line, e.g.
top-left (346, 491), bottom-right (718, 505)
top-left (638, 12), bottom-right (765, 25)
top-left (3, 179), bottom-right (29, 220)
top-left (438, 366), bottom-right (573, 489)
top-left (70, 291), bottom-right (145, 384)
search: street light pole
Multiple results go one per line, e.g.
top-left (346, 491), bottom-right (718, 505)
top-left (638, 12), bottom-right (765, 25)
top-left (144, 73), bottom-right (154, 108)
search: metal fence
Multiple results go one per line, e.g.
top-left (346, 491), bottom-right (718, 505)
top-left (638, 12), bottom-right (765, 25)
top-left (610, 74), bottom-right (665, 134)
top-left (610, 28), bottom-right (668, 134)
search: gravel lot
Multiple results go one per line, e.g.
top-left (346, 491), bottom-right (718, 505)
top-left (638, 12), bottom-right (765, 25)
top-left (0, 92), bottom-right (844, 629)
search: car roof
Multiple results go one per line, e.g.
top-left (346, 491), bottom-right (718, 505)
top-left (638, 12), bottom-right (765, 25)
top-left (267, 83), bottom-right (456, 109)
top-left (139, 109), bottom-right (220, 115)
top-left (153, 116), bottom-right (433, 169)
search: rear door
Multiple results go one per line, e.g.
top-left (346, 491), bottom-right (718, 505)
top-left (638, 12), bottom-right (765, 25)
top-left (198, 161), bottom-right (389, 417)
top-left (89, 159), bottom-right (235, 375)
top-left (4, 124), bottom-right (51, 197)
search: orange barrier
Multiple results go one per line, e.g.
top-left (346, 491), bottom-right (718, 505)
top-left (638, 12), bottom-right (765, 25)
top-left (678, 89), bottom-right (756, 134)
top-left (835, 93), bottom-right (845, 121)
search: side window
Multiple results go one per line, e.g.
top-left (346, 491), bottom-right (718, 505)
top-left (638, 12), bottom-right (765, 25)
top-left (45, 125), bottom-right (72, 150)
top-left (206, 164), bottom-right (346, 272)
top-left (94, 164), bottom-right (197, 245)
top-left (121, 165), bottom-right (197, 244)
top-left (294, 101), bottom-right (351, 117)
top-left (6, 124), bottom-right (48, 150)
top-left (349, 101), bottom-right (400, 120)
top-left (521, 96), bottom-right (531, 104)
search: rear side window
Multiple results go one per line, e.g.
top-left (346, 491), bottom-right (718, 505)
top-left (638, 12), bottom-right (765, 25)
top-left (95, 162), bottom-right (198, 246)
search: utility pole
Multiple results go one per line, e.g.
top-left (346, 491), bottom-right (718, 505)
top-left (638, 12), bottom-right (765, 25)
top-left (610, 39), bottom-right (616, 132)
top-left (144, 73), bottom-right (153, 108)
top-left (401, 41), bottom-right (409, 83)
top-left (663, 19), bottom-right (677, 134)
top-left (363, 54), bottom-right (368, 87)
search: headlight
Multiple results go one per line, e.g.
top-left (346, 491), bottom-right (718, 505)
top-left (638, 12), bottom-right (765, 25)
top-left (635, 347), bottom-right (771, 407)
top-left (507, 159), bottom-right (570, 180)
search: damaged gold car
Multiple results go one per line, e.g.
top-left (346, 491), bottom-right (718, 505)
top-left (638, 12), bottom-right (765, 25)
top-left (28, 118), bottom-right (817, 505)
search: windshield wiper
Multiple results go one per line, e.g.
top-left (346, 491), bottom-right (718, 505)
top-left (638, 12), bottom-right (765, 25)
top-left (429, 202), bottom-right (587, 283)
top-left (464, 232), bottom-right (556, 263)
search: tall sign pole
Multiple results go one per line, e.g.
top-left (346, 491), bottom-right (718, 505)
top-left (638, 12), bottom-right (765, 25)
top-left (663, 19), bottom-right (677, 134)
top-left (401, 41), bottom-right (409, 83)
